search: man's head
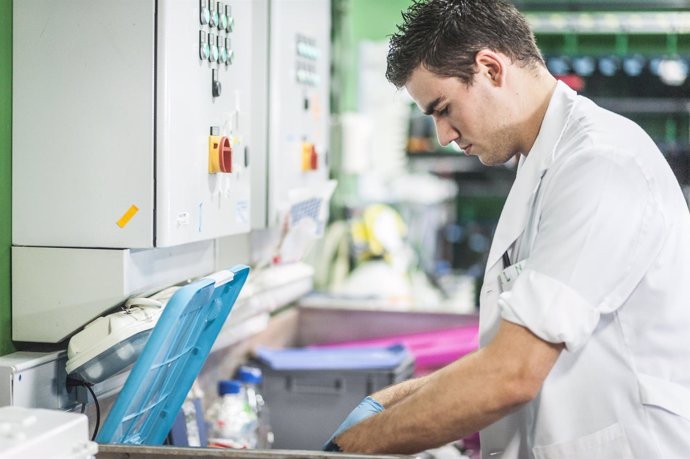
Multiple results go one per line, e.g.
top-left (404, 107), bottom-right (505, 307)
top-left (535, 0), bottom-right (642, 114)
top-left (386, 0), bottom-right (554, 166)
top-left (386, 0), bottom-right (544, 88)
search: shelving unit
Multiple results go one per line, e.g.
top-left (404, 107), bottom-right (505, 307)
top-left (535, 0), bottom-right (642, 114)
top-left (526, 11), bottom-right (690, 34)
top-left (592, 97), bottom-right (690, 115)
top-left (516, 1), bottom-right (690, 12)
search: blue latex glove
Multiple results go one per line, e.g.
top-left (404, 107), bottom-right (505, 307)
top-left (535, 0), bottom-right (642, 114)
top-left (323, 396), bottom-right (384, 451)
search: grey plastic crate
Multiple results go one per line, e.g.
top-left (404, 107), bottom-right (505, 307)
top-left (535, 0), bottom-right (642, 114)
top-left (252, 354), bottom-right (415, 450)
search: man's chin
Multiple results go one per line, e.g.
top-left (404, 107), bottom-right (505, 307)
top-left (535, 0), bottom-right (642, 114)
top-left (477, 155), bottom-right (500, 166)
top-left (478, 153), bottom-right (515, 167)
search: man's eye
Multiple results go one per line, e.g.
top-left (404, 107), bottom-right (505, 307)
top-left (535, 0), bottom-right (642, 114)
top-left (438, 106), bottom-right (449, 116)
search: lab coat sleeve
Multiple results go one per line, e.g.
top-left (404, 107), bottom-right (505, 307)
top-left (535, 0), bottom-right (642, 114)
top-left (498, 147), bottom-right (667, 351)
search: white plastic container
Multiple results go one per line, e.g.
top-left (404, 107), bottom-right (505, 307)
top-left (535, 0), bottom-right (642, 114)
top-left (205, 380), bottom-right (257, 449)
top-left (0, 406), bottom-right (97, 459)
top-left (236, 366), bottom-right (273, 448)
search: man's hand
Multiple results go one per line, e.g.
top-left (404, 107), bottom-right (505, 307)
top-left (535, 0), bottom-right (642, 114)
top-left (323, 396), bottom-right (384, 451)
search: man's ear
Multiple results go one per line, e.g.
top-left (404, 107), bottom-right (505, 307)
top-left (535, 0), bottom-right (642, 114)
top-left (475, 49), bottom-right (505, 86)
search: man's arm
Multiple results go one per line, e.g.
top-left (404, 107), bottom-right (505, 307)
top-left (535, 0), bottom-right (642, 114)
top-left (336, 319), bottom-right (563, 454)
top-left (370, 374), bottom-right (431, 407)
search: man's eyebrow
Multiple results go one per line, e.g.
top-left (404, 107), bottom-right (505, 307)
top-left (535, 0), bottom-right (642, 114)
top-left (423, 97), bottom-right (443, 116)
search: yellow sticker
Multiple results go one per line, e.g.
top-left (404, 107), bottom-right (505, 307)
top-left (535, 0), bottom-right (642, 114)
top-left (116, 205), bottom-right (139, 228)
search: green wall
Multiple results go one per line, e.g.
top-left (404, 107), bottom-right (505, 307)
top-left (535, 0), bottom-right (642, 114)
top-left (339, 0), bottom-right (411, 112)
top-left (0, 0), bottom-right (12, 356)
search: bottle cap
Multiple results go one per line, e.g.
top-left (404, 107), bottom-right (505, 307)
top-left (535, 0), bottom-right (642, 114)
top-left (218, 379), bottom-right (242, 395)
top-left (236, 366), bottom-right (263, 384)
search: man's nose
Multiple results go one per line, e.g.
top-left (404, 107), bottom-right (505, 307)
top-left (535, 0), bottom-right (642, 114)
top-left (435, 119), bottom-right (458, 147)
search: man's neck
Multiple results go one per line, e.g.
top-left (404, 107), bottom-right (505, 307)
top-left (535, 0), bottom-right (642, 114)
top-left (515, 68), bottom-right (558, 156)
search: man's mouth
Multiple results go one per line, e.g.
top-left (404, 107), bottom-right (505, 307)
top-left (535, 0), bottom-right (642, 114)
top-left (461, 144), bottom-right (473, 155)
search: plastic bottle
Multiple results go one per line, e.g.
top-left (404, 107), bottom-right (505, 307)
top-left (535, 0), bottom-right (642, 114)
top-left (179, 380), bottom-right (206, 446)
top-left (206, 380), bottom-right (257, 448)
top-left (236, 366), bottom-right (273, 449)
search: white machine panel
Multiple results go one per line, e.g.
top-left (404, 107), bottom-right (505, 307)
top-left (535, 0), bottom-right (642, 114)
top-left (263, 0), bottom-right (331, 228)
top-left (13, 0), bottom-right (255, 248)
top-left (0, 352), bottom-right (78, 410)
top-left (12, 242), bottom-right (215, 343)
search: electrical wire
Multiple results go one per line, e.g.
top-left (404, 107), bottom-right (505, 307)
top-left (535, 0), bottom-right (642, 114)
top-left (84, 383), bottom-right (101, 442)
top-left (66, 376), bottom-right (102, 441)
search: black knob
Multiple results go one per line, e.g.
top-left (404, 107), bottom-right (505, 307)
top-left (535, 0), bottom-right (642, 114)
top-left (212, 79), bottom-right (222, 97)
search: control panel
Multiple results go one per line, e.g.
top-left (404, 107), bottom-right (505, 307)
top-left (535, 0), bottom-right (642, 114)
top-left (13, 0), bottom-right (258, 248)
top-left (259, 0), bottom-right (331, 229)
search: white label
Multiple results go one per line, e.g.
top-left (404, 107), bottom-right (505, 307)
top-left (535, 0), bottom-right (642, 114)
top-left (236, 200), bottom-right (249, 224)
top-left (499, 260), bottom-right (526, 293)
top-left (176, 212), bottom-right (190, 227)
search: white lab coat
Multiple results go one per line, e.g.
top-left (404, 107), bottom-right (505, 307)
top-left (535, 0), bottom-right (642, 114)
top-left (478, 82), bottom-right (690, 458)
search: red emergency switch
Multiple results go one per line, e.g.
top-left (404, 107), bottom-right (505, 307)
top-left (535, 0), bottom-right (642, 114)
top-left (209, 135), bottom-right (232, 174)
top-left (301, 142), bottom-right (318, 171)
top-left (219, 136), bottom-right (233, 173)
top-left (310, 144), bottom-right (318, 170)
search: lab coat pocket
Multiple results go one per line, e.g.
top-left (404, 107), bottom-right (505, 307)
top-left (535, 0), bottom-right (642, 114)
top-left (532, 423), bottom-right (634, 459)
top-left (638, 373), bottom-right (690, 421)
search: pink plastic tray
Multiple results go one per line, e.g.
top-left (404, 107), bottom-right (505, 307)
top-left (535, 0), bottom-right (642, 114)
top-left (311, 325), bottom-right (479, 375)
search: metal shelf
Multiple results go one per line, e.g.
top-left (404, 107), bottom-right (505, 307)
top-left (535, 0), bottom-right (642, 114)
top-left (525, 11), bottom-right (690, 34)
top-left (592, 97), bottom-right (690, 114)
top-left (517, 1), bottom-right (690, 13)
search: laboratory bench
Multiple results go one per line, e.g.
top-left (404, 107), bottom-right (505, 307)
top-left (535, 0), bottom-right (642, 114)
top-left (96, 444), bottom-right (413, 459)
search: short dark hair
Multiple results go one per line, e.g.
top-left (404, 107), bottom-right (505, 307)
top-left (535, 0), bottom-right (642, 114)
top-left (386, 0), bottom-right (545, 88)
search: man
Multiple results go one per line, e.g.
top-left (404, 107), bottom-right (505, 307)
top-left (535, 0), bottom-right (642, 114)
top-left (324, 0), bottom-right (690, 457)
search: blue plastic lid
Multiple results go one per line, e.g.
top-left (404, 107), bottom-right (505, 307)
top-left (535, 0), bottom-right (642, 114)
top-left (254, 344), bottom-right (410, 371)
top-left (97, 265), bottom-right (250, 445)
top-left (218, 380), bottom-right (242, 395)
top-left (237, 366), bottom-right (262, 385)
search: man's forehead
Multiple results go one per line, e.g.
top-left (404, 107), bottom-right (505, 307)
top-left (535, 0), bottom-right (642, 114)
top-left (405, 68), bottom-right (439, 103)
top-left (405, 73), bottom-right (448, 116)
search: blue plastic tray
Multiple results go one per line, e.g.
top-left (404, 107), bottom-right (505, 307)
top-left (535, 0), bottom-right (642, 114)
top-left (97, 265), bottom-right (250, 445)
top-left (254, 344), bottom-right (409, 371)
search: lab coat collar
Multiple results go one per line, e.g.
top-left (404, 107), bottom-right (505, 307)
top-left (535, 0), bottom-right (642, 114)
top-left (485, 81), bottom-right (578, 273)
